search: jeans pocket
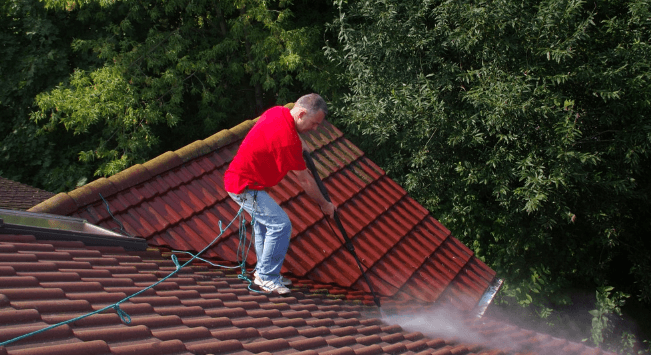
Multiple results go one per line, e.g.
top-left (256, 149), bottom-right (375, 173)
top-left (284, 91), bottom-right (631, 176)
top-left (229, 192), bottom-right (245, 204)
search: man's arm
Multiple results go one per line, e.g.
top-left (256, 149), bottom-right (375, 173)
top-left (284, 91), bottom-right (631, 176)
top-left (295, 168), bottom-right (336, 218)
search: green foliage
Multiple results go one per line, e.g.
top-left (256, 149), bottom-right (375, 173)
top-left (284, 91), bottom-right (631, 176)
top-left (0, 0), bottom-right (93, 191)
top-left (2, 0), bottom-right (339, 191)
top-left (4, 0), bottom-right (651, 346)
top-left (32, 65), bottom-right (170, 177)
top-left (618, 331), bottom-right (639, 355)
top-left (586, 286), bottom-right (628, 347)
top-left (329, 0), bottom-right (651, 320)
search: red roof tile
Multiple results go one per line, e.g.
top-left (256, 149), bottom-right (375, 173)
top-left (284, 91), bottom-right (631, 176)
top-left (0, 231), bottom-right (609, 354)
top-left (28, 105), bottom-right (493, 310)
top-left (12, 104), bottom-right (618, 354)
top-left (0, 177), bottom-right (55, 211)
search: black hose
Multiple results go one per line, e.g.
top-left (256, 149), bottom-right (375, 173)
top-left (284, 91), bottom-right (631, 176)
top-left (302, 150), bottom-right (383, 311)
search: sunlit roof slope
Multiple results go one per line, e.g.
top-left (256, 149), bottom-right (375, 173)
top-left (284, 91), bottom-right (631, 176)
top-left (28, 103), bottom-right (495, 309)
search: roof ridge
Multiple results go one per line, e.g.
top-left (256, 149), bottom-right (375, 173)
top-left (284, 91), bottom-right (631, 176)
top-left (28, 104), bottom-right (295, 216)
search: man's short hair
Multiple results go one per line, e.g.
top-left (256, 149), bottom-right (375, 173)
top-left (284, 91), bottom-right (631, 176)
top-left (296, 93), bottom-right (328, 116)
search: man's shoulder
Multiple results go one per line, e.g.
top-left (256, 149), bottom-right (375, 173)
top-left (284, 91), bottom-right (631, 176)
top-left (260, 106), bottom-right (290, 121)
top-left (255, 106), bottom-right (294, 134)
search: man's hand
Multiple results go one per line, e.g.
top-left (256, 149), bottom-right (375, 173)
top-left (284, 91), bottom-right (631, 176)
top-left (320, 201), bottom-right (336, 219)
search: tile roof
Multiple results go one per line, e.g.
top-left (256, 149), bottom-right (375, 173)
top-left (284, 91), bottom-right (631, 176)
top-left (28, 104), bottom-right (496, 310)
top-left (5, 104), bottom-right (615, 354)
top-left (0, 232), bottom-right (615, 355)
top-left (0, 177), bottom-right (55, 211)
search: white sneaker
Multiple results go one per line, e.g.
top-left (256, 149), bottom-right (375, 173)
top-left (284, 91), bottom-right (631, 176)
top-left (254, 271), bottom-right (292, 286)
top-left (254, 277), bottom-right (291, 295)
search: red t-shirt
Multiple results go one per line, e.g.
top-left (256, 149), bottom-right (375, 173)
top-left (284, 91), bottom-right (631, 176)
top-left (224, 106), bottom-right (306, 194)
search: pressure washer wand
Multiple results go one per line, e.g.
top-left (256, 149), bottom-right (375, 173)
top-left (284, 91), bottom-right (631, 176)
top-left (302, 150), bottom-right (386, 318)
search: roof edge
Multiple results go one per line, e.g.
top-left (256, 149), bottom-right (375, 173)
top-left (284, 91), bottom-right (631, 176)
top-left (27, 103), bottom-right (294, 216)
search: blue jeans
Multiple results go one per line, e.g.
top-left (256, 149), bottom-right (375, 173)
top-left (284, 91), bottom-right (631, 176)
top-left (228, 190), bottom-right (292, 282)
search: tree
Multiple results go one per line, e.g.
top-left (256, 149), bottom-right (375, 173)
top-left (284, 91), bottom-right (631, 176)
top-left (2, 0), bottom-right (339, 192)
top-left (328, 0), bottom-right (651, 347)
top-left (0, 0), bottom-right (91, 190)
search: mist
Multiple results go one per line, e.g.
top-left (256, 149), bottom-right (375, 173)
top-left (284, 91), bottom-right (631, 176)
top-left (385, 304), bottom-right (589, 354)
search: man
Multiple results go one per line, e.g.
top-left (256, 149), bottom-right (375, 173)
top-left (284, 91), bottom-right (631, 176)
top-left (224, 93), bottom-right (336, 295)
